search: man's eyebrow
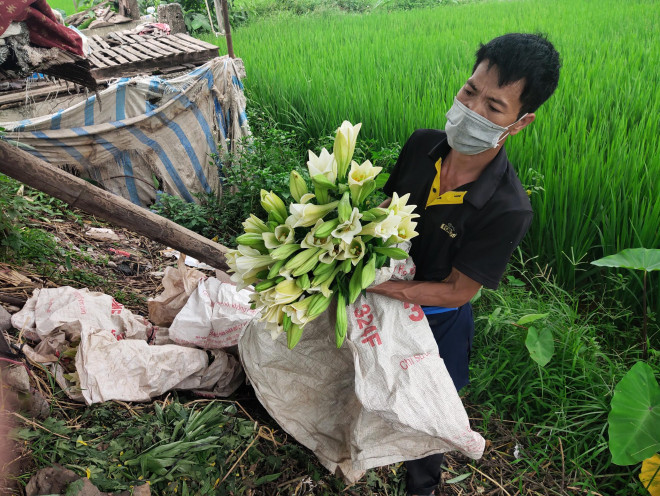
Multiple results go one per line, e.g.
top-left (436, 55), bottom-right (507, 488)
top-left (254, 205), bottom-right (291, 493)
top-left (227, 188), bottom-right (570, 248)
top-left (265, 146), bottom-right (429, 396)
top-left (488, 96), bottom-right (508, 109)
top-left (466, 79), bottom-right (509, 109)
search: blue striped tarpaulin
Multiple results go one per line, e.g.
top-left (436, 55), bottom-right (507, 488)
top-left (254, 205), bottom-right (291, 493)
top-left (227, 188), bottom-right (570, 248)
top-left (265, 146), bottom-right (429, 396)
top-left (0, 56), bottom-right (250, 207)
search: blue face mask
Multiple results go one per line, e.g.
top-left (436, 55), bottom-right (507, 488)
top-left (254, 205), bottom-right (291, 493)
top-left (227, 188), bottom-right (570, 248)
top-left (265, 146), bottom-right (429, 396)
top-left (445, 97), bottom-right (527, 155)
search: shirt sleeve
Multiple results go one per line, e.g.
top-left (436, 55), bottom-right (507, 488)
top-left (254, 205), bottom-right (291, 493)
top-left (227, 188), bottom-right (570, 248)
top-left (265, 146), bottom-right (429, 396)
top-left (452, 210), bottom-right (532, 289)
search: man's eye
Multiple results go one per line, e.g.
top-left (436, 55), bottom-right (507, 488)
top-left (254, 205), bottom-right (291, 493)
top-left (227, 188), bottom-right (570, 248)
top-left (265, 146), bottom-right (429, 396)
top-left (464, 89), bottom-right (473, 96)
top-left (489, 105), bottom-right (500, 113)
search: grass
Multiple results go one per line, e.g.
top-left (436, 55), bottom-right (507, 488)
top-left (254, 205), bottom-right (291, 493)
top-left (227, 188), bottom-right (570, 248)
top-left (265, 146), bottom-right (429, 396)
top-left (46, 0), bottom-right (78, 15)
top-left (203, 0), bottom-right (660, 314)
top-left (468, 257), bottom-right (652, 494)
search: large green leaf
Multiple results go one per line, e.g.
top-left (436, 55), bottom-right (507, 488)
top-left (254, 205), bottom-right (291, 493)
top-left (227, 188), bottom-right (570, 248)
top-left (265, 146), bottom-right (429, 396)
top-left (608, 362), bottom-right (660, 465)
top-left (592, 248), bottom-right (660, 272)
top-left (516, 313), bottom-right (549, 326)
top-left (525, 326), bottom-right (554, 367)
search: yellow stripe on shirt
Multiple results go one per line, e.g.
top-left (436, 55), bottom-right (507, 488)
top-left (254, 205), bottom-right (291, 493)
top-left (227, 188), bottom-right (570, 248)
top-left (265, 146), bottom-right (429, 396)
top-left (426, 157), bottom-right (467, 207)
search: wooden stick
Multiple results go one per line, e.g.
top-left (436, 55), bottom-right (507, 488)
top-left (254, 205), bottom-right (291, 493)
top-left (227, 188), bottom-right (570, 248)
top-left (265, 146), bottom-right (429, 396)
top-left (0, 141), bottom-right (230, 271)
top-left (220, 0), bottom-right (235, 58)
top-left (12, 412), bottom-right (70, 440)
top-left (467, 464), bottom-right (512, 496)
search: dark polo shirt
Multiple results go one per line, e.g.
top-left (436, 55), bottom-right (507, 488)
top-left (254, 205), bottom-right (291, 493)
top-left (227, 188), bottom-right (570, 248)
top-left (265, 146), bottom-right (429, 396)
top-left (383, 129), bottom-right (532, 289)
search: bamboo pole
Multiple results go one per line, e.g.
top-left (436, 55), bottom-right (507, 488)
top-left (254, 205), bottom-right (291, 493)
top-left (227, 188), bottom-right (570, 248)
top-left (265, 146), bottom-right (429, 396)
top-left (220, 0), bottom-right (235, 58)
top-left (0, 140), bottom-right (230, 271)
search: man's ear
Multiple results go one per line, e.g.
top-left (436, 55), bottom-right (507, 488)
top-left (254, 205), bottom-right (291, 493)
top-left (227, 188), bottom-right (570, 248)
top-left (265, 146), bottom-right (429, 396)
top-left (509, 113), bottom-right (535, 135)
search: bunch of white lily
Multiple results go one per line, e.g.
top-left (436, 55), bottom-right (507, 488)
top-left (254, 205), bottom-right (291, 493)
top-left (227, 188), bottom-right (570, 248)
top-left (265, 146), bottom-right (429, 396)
top-left (225, 121), bottom-right (419, 349)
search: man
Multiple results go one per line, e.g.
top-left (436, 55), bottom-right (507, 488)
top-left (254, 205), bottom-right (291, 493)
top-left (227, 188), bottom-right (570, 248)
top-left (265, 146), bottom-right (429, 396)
top-left (367, 33), bottom-right (561, 496)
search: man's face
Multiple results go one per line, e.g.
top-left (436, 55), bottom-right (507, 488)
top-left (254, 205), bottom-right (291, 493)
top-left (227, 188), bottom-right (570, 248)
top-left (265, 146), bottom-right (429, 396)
top-left (455, 61), bottom-right (534, 135)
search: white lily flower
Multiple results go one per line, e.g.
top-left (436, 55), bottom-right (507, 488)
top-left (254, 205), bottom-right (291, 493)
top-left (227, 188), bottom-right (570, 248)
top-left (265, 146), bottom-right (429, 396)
top-left (299, 192), bottom-right (316, 204)
top-left (319, 240), bottom-right (347, 264)
top-left (343, 236), bottom-right (366, 265)
top-left (301, 219), bottom-right (335, 250)
top-left (226, 245), bottom-right (273, 291)
top-left (287, 200), bottom-right (339, 228)
top-left (334, 121), bottom-right (362, 180)
top-left (263, 224), bottom-right (295, 249)
top-left (283, 297), bottom-right (315, 326)
top-left (348, 159), bottom-right (382, 205)
top-left (273, 279), bottom-right (304, 305)
top-left (331, 207), bottom-right (363, 244)
top-left (388, 192), bottom-right (418, 218)
top-left (259, 303), bottom-right (285, 339)
top-left (307, 148), bottom-right (337, 185)
top-left (389, 216), bottom-right (420, 243)
top-left (360, 210), bottom-right (403, 240)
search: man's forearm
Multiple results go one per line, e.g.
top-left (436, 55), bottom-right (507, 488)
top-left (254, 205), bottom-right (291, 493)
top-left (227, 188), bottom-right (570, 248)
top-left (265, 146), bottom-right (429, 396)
top-left (367, 268), bottom-right (482, 307)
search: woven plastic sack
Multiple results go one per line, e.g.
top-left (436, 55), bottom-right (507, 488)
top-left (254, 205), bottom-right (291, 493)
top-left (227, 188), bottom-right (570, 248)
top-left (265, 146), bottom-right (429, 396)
top-left (239, 292), bottom-right (485, 482)
top-left (169, 277), bottom-right (257, 349)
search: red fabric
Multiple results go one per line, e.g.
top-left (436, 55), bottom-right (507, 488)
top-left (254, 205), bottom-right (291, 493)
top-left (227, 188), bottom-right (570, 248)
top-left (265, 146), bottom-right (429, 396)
top-left (0, 0), bottom-right (84, 57)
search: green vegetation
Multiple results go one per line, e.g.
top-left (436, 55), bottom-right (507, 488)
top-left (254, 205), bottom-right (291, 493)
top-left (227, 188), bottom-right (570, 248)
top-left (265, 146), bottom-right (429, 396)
top-left (469, 264), bottom-right (645, 493)
top-left (15, 398), bottom-right (406, 494)
top-left (204, 0), bottom-right (660, 314)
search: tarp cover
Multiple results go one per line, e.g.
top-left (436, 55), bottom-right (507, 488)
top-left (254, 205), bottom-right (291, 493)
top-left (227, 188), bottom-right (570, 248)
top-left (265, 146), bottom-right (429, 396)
top-left (0, 56), bottom-right (249, 207)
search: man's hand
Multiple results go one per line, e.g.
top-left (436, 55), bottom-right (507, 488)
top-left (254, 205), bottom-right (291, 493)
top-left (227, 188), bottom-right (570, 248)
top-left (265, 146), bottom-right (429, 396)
top-left (366, 267), bottom-right (482, 308)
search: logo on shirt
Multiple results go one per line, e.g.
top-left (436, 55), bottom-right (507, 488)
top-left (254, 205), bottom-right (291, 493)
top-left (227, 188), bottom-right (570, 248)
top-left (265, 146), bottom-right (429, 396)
top-left (440, 223), bottom-right (458, 238)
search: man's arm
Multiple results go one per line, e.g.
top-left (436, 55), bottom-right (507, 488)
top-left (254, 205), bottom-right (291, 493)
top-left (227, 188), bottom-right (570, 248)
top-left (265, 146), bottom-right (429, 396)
top-left (366, 266), bottom-right (481, 307)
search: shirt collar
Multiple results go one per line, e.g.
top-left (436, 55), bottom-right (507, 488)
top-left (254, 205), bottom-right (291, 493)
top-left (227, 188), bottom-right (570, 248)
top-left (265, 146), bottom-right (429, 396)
top-left (427, 134), bottom-right (509, 210)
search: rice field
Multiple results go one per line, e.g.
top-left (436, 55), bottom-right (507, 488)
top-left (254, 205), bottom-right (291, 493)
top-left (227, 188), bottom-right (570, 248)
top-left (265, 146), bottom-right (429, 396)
top-left (205, 0), bottom-right (660, 306)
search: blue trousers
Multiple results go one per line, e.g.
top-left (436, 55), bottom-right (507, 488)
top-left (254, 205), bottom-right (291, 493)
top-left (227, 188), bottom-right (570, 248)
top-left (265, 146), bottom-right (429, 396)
top-left (404, 303), bottom-right (474, 495)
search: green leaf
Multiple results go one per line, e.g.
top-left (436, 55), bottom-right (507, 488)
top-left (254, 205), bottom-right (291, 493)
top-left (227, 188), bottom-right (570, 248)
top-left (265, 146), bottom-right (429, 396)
top-left (254, 472), bottom-right (281, 486)
top-left (65, 479), bottom-right (85, 496)
top-left (608, 362), bottom-right (660, 465)
top-left (525, 326), bottom-right (554, 367)
top-left (516, 313), bottom-right (549, 326)
top-left (375, 172), bottom-right (390, 188)
top-left (592, 248), bottom-right (660, 272)
top-left (446, 472), bottom-right (471, 484)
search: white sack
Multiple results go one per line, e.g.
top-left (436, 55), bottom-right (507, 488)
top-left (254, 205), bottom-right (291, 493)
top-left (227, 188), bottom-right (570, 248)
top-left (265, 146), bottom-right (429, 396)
top-left (12, 286), bottom-right (245, 404)
top-left (169, 277), bottom-right (257, 349)
top-left (11, 287), bottom-right (152, 343)
top-left (76, 328), bottom-right (244, 404)
top-left (147, 255), bottom-right (207, 326)
top-left (239, 293), bottom-right (485, 483)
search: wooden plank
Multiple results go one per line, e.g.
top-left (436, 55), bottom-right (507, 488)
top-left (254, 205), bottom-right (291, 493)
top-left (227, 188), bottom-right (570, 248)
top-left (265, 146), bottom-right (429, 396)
top-left (90, 50), bottom-right (116, 68)
top-left (93, 35), bottom-right (111, 49)
top-left (119, 33), bottom-right (138, 44)
top-left (125, 43), bottom-right (158, 60)
top-left (106, 32), bottom-right (124, 45)
top-left (114, 46), bottom-right (141, 62)
top-left (156, 37), bottom-right (195, 55)
top-left (87, 52), bottom-right (109, 69)
top-left (176, 33), bottom-right (218, 50)
top-left (141, 39), bottom-right (176, 57)
top-left (0, 141), bottom-right (230, 271)
top-left (121, 44), bottom-right (151, 61)
top-left (105, 48), bottom-right (132, 65)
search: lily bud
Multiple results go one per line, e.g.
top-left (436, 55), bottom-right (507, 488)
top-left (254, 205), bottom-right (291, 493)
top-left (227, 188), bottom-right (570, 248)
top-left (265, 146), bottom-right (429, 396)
top-left (260, 190), bottom-right (288, 224)
top-left (334, 121), bottom-right (361, 181)
top-left (289, 171), bottom-right (308, 203)
top-left (337, 191), bottom-right (352, 223)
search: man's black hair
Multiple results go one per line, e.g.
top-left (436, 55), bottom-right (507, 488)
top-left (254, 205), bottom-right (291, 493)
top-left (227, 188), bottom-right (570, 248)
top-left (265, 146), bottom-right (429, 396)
top-left (473, 33), bottom-right (561, 118)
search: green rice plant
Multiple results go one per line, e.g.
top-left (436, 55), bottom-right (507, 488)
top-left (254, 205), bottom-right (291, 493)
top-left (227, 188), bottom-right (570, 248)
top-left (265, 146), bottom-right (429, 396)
top-left (203, 0), bottom-right (660, 314)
